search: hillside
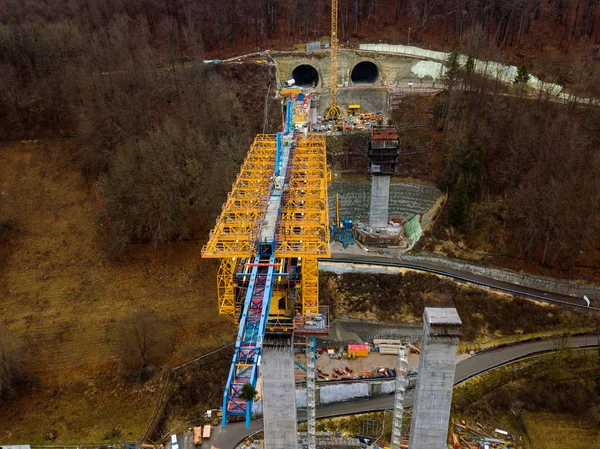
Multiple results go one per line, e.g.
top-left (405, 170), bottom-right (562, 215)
top-left (0, 139), bottom-right (236, 442)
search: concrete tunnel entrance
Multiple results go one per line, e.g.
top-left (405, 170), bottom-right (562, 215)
top-left (291, 64), bottom-right (319, 87)
top-left (351, 61), bottom-right (379, 84)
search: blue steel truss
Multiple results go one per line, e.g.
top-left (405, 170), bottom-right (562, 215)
top-left (221, 252), bottom-right (277, 427)
top-left (285, 99), bottom-right (294, 134)
top-left (221, 97), bottom-right (297, 428)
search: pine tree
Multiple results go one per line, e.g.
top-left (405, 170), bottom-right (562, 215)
top-left (448, 174), bottom-right (469, 227)
top-left (240, 383), bottom-right (258, 401)
top-left (444, 40), bottom-right (462, 90)
top-left (465, 55), bottom-right (475, 74)
top-left (514, 63), bottom-right (530, 85)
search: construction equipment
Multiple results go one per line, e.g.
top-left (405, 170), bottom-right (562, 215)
top-left (348, 104), bottom-right (361, 115)
top-left (201, 94), bottom-right (331, 430)
top-left (325, 0), bottom-right (342, 120)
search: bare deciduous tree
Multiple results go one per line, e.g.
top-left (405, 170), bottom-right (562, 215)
top-left (116, 311), bottom-right (174, 381)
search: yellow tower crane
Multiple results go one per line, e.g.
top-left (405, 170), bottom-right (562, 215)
top-left (325, 0), bottom-right (342, 120)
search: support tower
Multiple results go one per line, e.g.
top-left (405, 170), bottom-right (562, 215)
top-left (368, 126), bottom-right (400, 228)
top-left (408, 307), bottom-right (462, 449)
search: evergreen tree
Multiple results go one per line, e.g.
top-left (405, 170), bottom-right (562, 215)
top-left (448, 174), bottom-right (469, 227)
top-left (444, 40), bottom-right (462, 90)
top-left (465, 55), bottom-right (475, 74)
top-left (514, 63), bottom-right (530, 85)
top-left (240, 383), bottom-right (258, 401)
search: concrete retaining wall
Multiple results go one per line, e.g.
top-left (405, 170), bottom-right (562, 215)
top-left (329, 181), bottom-right (442, 224)
top-left (319, 382), bottom-right (371, 403)
top-left (253, 379), bottom-right (395, 416)
top-left (403, 253), bottom-right (600, 299)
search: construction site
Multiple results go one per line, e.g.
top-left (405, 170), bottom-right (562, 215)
top-left (51, 5), bottom-right (600, 449)
top-left (191, 1), bottom-right (466, 448)
top-left (4, 0), bottom-right (600, 448)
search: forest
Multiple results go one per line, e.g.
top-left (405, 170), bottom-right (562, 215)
top-left (431, 45), bottom-right (600, 272)
top-left (0, 0), bottom-right (599, 263)
top-left (1, 0), bottom-right (600, 442)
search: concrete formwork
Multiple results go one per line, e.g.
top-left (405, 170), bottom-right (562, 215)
top-left (408, 308), bottom-right (462, 449)
top-left (369, 175), bottom-right (391, 227)
top-left (262, 339), bottom-right (298, 449)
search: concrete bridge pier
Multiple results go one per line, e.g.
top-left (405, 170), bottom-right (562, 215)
top-left (408, 307), bottom-right (462, 449)
top-left (262, 337), bottom-right (298, 449)
top-left (369, 175), bottom-right (391, 227)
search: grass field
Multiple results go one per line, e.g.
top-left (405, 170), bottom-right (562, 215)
top-left (523, 412), bottom-right (600, 449)
top-left (0, 140), bottom-right (235, 443)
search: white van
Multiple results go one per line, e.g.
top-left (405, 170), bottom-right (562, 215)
top-left (171, 434), bottom-right (179, 449)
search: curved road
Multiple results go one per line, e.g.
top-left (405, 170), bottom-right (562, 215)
top-left (207, 334), bottom-right (598, 448)
top-left (329, 253), bottom-right (600, 311)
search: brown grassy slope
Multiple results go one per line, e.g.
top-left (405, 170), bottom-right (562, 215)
top-left (0, 140), bottom-right (235, 442)
top-left (523, 412), bottom-right (600, 449)
top-left (452, 350), bottom-right (600, 449)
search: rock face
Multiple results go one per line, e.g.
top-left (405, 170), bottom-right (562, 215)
top-left (329, 181), bottom-right (442, 223)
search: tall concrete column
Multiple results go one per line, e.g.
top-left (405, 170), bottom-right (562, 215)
top-left (369, 174), bottom-right (391, 227)
top-left (408, 308), bottom-right (462, 449)
top-left (262, 339), bottom-right (298, 449)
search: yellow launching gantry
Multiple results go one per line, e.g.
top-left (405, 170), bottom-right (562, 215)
top-left (202, 95), bottom-right (330, 426)
top-left (202, 131), bottom-right (330, 322)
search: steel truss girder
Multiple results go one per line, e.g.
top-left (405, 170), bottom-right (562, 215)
top-left (222, 253), bottom-right (276, 427)
top-left (217, 258), bottom-right (237, 322)
top-left (301, 258), bottom-right (320, 315)
top-left (202, 135), bottom-right (277, 258)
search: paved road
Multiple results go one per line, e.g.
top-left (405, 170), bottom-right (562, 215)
top-left (329, 253), bottom-right (600, 310)
top-left (205, 334), bottom-right (598, 448)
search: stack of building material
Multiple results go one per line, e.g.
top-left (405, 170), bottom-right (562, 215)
top-left (374, 339), bottom-right (405, 355)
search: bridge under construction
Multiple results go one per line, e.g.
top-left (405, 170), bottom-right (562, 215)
top-left (200, 2), bottom-right (462, 447)
top-left (202, 93), bottom-right (330, 448)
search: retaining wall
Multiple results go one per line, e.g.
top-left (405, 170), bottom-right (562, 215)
top-left (329, 181), bottom-right (441, 224)
top-left (403, 253), bottom-right (600, 299)
top-left (253, 378), bottom-right (396, 416)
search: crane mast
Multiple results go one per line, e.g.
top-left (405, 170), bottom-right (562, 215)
top-left (325, 0), bottom-right (342, 120)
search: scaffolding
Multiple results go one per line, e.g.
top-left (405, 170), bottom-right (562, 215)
top-left (217, 258), bottom-right (237, 322)
top-left (276, 136), bottom-right (330, 259)
top-left (202, 135), bottom-right (277, 259)
top-left (391, 347), bottom-right (409, 449)
top-left (306, 336), bottom-right (317, 449)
